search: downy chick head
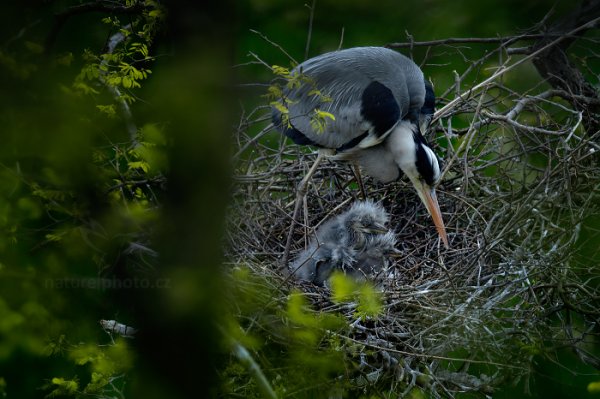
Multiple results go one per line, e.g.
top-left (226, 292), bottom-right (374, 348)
top-left (350, 231), bottom-right (397, 281)
top-left (316, 200), bottom-right (390, 251)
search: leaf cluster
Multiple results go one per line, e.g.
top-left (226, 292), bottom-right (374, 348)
top-left (267, 64), bottom-right (335, 134)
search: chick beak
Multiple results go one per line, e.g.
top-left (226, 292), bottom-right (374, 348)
top-left (414, 183), bottom-right (449, 249)
top-left (355, 222), bottom-right (388, 234)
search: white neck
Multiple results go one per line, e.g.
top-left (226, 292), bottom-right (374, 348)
top-left (386, 121), bottom-right (420, 181)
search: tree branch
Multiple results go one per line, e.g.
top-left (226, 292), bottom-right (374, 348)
top-left (386, 34), bottom-right (560, 49)
top-left (434, 15), bottom-right (600, 122)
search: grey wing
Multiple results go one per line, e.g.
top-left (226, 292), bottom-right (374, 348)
top-left (290, 242), bottom-right (320, 282)
top-left (279, 47), bottom-right (425, 150)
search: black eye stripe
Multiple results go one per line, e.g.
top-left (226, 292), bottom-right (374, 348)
top-left (315, 259), bottom-right (325, 272)
top-left (415, 143), bottom-right (438, 185)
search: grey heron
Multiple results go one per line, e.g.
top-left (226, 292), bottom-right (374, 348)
top-left (292, 200), bottom-right (396, 286)
top-left (273, 46), bottom-right (449, 248)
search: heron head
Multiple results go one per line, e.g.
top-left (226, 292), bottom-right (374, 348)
top-left (386, 121), bottom-right (449, 248)
top-left (407, 138), bottom-right (449, 248)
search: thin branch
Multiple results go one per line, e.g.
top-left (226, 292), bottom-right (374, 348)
top-left (304, 0), bottom-right (317, 60)
top-left (337, 26), bottom-right (345, 50)
top-left (387, 34), bottom-right (567, 49)
top-left (281, 151), bottom-right (325, 270)
top-left (249, 30), bottom-right (298, 65)
top-left (232, 341), bottom-right (278, 399)
top-left (233, 123), bottom-right (275, 159)
top-left (434, 16), bottom-right (600, 121)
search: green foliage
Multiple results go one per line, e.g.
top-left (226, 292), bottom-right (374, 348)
top-left (589, 381), bottom-right (600, 394)
top-left (46, 377), bottom-right (79, 398)
top-left (286, 290), bottom-right (347, 345)
top-left (73, 2), bottom-right (164, 103)
top-left (268, 63), bottom-right (334, 134)
top-left (42, 338), bottom-right (133, 397)
top-left (221, 267), bottom-right (361, 397)
top-left (1, 1), bottom-right (599, 398)
top-left (309, 109), bottom-right (336, 134)
top-left (71, 339), bottom-right (133, 374)
top-left (330, 273), bottom-right (383, 318)
top-left (0, 1), bottom-right (168, 398)
top-left (96, 104), bottom-right (117, 118)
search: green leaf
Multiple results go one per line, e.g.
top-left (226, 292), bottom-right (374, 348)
top-left (48, 377), bottom-right (79, 397)
top-left (84, 372), bottom-right (109, 393)
top-left (286, 75), bottom-right (302, 89)
top-left (356, 284), bottom-right (383, 318)
top-left (272, 65), bottom-right (290, 77)
top-left (149, 9), bottom-right (164, 18)
top-left (121, 76), bottom-right (132, 88)
top-left (307, 89), bottom-right (322, 97)
top-left (96, 104), bottom-right (117, 118)
top-left (72, 81), bottom-right (99, 95)
top-left (128, 161), bottom-right (150, 173)
top-left (270, 102), bottom-right (288, 115)
top-left (45, 233), bottom-right (64, 242)
top-left (264, 85), bottom-right (283, 100)
top-left (287, 291), bottom-right (318, 328)
top-left (69, 344), bottom-right (99, 366)
top-left (588, 381), bottom-right (600, 393)
top-left (106, 74), bottom-right (123, 86)
top-left (314, 110), bottom-right (335, 121)
top-left (330, 273), bottom-right (383, 318)
top-left (330, 272), bottom-right (357, 303)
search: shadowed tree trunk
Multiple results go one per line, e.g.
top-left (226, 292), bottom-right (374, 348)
top-left (532, 0), bottom-right (600, 135)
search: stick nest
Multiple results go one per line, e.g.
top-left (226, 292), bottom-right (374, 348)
top-left (226, 47), bottom-right (600, 397)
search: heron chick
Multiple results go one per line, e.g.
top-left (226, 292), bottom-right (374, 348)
top-left (291, 200), bottom-right (396, 286)
top-left (272, 46), bottom-right (449, 248)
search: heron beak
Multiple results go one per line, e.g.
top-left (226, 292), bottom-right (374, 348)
top-left (414, 183), bottom-right (449, 249)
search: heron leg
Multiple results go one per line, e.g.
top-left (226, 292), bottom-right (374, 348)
top-left (281, 151), bottom-right (324, 270)
top-left (352, 161), bottom-right (367, 200)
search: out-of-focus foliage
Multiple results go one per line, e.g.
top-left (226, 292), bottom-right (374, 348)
top-left (0, 1), bottom-right (232, 398)
top-left (0, 1), bottom-right (166, 397)
top-left (221, 267), bottom-right (359, 398)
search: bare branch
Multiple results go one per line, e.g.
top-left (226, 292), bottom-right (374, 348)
top-left (434, 15), bottom-right (600, 121)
